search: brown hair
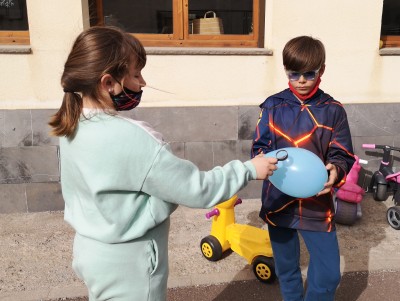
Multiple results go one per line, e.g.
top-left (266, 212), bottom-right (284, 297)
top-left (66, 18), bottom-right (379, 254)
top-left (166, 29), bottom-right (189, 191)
top-left (49, 26), bottom-right (147, 137)
top-left (282, 36), bottom-right (325, 72)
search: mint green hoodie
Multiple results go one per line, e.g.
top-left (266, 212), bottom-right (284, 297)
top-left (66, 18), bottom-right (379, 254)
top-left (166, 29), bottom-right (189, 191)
top-left (60, 109), bottom-right (257, 244)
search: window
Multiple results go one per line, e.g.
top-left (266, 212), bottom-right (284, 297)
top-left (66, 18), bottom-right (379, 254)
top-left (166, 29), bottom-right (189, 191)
top-left (381, 0), bottom-right (400, 48)
top-left (90, 0), bottom-right (265, 48)
top-left (0, 0), bottom-right (29, 45)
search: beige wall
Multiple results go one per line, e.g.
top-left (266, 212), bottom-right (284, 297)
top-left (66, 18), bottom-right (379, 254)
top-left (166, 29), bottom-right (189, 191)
top-left (0, 0), bottom-right (397, 109)
top-left (0, 0), bottom-right (87, 109)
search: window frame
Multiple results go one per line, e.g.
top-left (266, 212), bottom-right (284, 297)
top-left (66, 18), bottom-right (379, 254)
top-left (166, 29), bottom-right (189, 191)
top-left (381, 36), bottom-right (400, 48)
top-left (0, 0), bottom-right (30, 46)
top-left (91, 0), bottom-right (265, 48)
top-left (380, 0), bottom-right (400, 48)
top-left (0, 30), bottom-right (29, 45)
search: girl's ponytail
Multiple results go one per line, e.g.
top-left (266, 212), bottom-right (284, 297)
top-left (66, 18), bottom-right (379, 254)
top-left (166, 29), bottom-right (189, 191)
top-left (49, 92), bottom-right (83, 137)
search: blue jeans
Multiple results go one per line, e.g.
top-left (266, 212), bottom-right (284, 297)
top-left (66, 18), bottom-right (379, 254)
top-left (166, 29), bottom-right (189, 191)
top-left (268, 225), bottom-right (341, 301)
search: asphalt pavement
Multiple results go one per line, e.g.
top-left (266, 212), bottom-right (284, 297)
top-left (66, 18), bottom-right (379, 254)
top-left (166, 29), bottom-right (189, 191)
top-left (0, 194), bottom-right (399, 301)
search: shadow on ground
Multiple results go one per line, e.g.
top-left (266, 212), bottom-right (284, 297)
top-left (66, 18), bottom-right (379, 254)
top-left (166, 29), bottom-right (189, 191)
top-left (54, 270), bottom-right (400, 301)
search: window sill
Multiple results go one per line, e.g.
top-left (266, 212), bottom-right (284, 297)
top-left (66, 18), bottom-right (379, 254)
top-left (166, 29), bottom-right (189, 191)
top-left (145, 47), bottom-right (273, 56)
top-left (0, 45), bottom-right (32, 54)
top-left (379, 48), bottom-right (400, 56)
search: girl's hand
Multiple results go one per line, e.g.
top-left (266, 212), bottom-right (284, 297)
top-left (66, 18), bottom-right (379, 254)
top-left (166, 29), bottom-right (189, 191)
top-left (251, 154), bottom-right (278, 180)
top-left (316, 163), bottom-right (338, 196)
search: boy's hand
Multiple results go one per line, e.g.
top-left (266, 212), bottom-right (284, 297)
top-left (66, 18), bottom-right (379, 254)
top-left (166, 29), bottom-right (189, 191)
top-left (251, 154), bottom-right (278, 180)
top-left (316, 163), bottom-right (338, 196)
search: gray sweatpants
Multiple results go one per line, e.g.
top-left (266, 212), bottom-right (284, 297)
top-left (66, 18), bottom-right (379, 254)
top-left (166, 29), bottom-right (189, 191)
top-left (72, 218), bottom-right (170, 301)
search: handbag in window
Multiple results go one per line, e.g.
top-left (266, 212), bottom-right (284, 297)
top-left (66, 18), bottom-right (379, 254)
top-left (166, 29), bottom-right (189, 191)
top-left (192, 11), bottom-right (224, 35)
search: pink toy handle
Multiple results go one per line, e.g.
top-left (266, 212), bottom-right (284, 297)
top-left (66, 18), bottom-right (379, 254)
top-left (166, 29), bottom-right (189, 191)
top-left (235, 198), bottom-right (243, 206)
top-left (386, 172), bottom-right (400, 184)
top-left (205, 208), bottom-right (220, 219)
top-left (362, 144), bottom-right (375, 149)
top-left (359, 159), bottom-right (368, 165)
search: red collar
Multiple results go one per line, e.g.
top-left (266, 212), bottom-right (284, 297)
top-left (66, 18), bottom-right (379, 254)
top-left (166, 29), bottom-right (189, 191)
top-left (288, 77), bottom-right (321, 101)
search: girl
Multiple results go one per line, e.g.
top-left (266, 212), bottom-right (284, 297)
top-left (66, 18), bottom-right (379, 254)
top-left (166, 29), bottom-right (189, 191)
top-left (49, 26), bottom-right (277, 301)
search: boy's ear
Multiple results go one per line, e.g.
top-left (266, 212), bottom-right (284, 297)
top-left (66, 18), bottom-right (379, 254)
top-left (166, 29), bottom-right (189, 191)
top-left (319, 64), bottom-right (326, 77)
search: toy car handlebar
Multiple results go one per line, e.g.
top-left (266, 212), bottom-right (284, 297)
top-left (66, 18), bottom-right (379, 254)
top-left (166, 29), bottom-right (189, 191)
top-left (205, 198), bottom-right (243, 219)
top-left (362, 144), bottom-right (400, 152)
top-left (205, 208), bottom-right (219, 219)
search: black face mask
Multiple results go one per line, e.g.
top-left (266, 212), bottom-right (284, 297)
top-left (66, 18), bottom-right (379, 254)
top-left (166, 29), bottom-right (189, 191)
top-left (109, 85), bottom-right (143, 111)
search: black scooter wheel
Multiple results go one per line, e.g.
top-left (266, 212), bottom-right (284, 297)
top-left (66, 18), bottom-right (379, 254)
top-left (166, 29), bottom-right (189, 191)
top-left (373, 183), bottom-right (388, 202)
top-left (335, 199), bottom-right (358, 225)
top-left (387, 206), bottom-right (400, 230)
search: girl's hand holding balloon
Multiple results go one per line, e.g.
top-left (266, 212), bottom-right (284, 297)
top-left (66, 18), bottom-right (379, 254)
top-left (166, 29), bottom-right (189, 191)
top-left (251, 154), bottom-right (278, 180)
top-left (316, 163), bottom-right (338, 196)
top-left (264, 148), bottom-right (328, 198)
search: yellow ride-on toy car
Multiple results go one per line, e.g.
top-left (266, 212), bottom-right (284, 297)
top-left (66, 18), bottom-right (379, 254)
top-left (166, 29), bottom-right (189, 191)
top-left (200, 195), bottom-right (276, 283)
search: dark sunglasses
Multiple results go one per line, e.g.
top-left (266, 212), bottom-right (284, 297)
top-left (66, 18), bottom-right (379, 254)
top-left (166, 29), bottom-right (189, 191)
top-left (285, 68), bottom-right (320, 81)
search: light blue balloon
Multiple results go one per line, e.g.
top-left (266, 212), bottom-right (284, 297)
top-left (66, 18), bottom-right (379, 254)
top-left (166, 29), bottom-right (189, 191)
top-left (265, 147), bottom-right (328, 198)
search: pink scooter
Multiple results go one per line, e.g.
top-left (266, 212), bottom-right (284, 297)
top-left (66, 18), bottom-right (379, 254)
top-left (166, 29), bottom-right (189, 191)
top-left (362, 144), bottom-right (400, 230)
top-left (334, 155), bottom-right (367, 225)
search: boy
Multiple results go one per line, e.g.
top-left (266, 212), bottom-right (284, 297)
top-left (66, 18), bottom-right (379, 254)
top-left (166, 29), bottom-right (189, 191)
top-left (251, 36), bottom-right (355, 301)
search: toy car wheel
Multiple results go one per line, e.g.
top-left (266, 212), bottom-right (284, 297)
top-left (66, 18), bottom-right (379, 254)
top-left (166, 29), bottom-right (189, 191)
top-left (200, 235), bottom-right (223, 261)
top-left (335, 199), bottom-right (358, 225)
top-left (252, 256), bottom-right (276, 283)
top-left (373, 183), bottom-right (388, 202)
top-left (386, 206), bottom-right (400, 230)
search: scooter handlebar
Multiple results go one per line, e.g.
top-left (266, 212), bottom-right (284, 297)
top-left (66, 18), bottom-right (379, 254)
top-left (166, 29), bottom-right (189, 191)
top-left (358, 159), bottom-right (368, 165)
top-left (362, 144), bottom-right (400, 152)
top-left (362, 144), bottom-right (375, 149)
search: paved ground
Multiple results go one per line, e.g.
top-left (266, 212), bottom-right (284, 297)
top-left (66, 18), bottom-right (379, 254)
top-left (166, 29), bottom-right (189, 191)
top-left (0, 194), bottom-right (399, 300)
top-left (47, 271), bottom-right (400, 301)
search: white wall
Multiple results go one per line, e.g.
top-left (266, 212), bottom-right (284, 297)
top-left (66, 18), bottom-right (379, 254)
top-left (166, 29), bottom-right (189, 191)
top-left (0, 0), bottom-right (397, 109)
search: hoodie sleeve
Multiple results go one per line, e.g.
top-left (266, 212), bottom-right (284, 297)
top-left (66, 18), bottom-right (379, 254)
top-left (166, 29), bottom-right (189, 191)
top-left (141, 144), bottom-right (257, 209)
top-left (251, 107), bottom-right (273, 158)
top-left (327, 107), bottom-right (355, 186)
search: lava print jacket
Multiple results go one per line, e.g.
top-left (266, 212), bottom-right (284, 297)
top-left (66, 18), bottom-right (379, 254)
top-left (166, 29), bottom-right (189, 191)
top-left (251, 88), bottom-right (355, 232)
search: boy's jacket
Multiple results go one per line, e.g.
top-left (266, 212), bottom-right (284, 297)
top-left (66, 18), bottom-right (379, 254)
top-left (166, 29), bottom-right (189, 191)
top-left (252, 88), bottom-right (355, 232)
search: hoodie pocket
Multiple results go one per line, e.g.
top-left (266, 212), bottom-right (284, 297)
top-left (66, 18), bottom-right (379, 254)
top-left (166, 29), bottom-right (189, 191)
top-left (147, 239), bottom-right (159, 275)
